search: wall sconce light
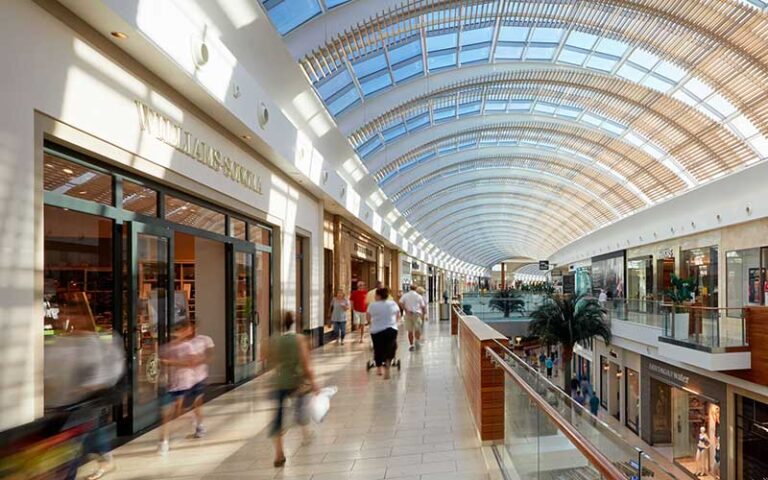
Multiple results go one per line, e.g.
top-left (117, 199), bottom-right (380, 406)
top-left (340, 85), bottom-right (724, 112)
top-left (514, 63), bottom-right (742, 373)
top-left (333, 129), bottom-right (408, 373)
top-left (616, 370), bottom-right (624, 378)
top-left (514, 336), bottom-right (523, 345)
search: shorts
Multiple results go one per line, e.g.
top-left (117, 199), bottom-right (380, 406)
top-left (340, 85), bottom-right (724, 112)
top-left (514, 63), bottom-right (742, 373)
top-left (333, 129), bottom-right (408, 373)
top-left (404, 312), bottom-right (423, 332)
top-left (353, 310), bottom-right (366, 325)
top-left (165, 381), bottom-right (206, 406)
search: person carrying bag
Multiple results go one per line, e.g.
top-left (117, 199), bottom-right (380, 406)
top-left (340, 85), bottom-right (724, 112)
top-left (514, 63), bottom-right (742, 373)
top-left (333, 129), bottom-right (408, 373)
top-left (268, 311), bottom-right (318, 468)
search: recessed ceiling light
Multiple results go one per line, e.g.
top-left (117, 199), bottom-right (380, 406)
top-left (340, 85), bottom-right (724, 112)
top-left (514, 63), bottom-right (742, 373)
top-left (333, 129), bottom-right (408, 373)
top-left (78, 191), bottom-right (87, 195)
top-left (62, 168), bottom-right (74, 174)
top-left (241, 134), bottom-right (252, 140)
top-left (111, 31), bottom-right (128, 40)
top-left (45, 163), bottom-right (53, 168)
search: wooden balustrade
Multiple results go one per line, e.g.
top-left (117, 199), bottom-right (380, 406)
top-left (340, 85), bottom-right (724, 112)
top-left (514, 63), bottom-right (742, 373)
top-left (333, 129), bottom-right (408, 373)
top-left (458, 314), bottom-right (506, 442)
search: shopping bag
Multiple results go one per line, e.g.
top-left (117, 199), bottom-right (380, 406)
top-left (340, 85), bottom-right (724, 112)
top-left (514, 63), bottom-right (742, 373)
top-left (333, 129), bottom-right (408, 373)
top-left (306, 386), bottom-right (338, 424)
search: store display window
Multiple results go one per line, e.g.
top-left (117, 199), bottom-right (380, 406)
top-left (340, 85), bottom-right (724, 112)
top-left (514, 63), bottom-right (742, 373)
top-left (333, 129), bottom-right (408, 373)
top-left (591, 252), bottom-right (625, 299)
top-left (682, 246), bottom-right (719, 308)
top-left (736, 395), bottom-right (768, 480)
top-left (670, 390), bottom-right (721, 479)
top-left (627, 256), bottom-right (653, 306)
top-left (727, 247), bottom-right (768, 308)
top-left (43, 205), bottom-right (115, 338)
top-left (625, 368), bottom-right (640, 434)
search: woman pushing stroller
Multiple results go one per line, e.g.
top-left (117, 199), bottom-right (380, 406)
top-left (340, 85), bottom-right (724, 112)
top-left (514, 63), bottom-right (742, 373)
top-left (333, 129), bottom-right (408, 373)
top-left (366, 287), bottom-right (400, 379)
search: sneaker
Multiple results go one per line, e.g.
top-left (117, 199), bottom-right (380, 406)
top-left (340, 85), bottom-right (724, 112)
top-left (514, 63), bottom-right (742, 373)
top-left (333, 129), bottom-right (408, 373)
top-left (194, 424), bottom-right (206, 438)
top-left (157, 440), bottom-right (169, 456)
top-left (85, 463), bottom-right (115, 480)
top-left (409, 345), bottom-right (415, 352)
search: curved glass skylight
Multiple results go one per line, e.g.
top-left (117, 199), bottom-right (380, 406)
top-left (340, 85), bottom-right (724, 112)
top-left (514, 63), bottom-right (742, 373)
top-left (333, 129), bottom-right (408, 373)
top-left (352, 96), bottom-right (694, 191)
top-left (266, 0), bottom-right (768, 266)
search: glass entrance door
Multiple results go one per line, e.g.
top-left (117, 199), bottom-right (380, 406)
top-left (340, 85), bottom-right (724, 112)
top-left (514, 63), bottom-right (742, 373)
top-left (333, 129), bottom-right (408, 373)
top-left (126, 222), bottom-right (172, 433)
top-left (231, 242), bottom-right (256, 383)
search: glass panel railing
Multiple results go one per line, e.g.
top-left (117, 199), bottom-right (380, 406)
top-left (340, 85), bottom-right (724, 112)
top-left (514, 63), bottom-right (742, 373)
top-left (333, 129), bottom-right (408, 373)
top-left (603, 299), bottom-right (669, 327)
top-left (660, 306), bottom-right (747, 351)
top-left (601, 298), bottom-right (747, 351)
top-left (459, 291), bottom-right (545, 322)
top-left (487, 342), bottom-right (682, 480)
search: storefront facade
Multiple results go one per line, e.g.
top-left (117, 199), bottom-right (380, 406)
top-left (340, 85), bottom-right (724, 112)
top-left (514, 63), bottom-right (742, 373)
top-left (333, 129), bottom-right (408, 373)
top-left (626, 230), bottom-right (722, 307)
top-left (591, 251), bottom-right (626, 299)
top-left (2, 2), bottom-right (324, 434)
top-left (642, 357), bottom-right (726, 480)
top-left (731, 387), bottom-right (768, 480)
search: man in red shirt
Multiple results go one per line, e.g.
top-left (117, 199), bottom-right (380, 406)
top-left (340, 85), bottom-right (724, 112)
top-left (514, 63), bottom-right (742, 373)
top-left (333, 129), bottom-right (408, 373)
top-left (349, 281), bottom-right (368, 343)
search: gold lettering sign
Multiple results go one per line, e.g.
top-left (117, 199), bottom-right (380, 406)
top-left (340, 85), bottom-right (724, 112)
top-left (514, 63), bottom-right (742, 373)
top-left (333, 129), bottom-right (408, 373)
top-left (135, 101), bottom-right (262, 194)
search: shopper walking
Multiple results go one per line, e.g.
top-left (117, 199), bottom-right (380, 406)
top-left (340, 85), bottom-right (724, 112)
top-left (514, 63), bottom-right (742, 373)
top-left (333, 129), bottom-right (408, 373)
top-left (545, 356), bottom-right (554, 379)
top-left (589, 393), bottom-right (601, 417)
top-left (269, 312), bottom-right (318, 468)
top-left (330, 289), bottom-right (350, 345)
top-left (367, 288), bottom-right (400, 379)
top-left (416, 286), bottom-right (428, 322)
top-left (399, 285), bottom-right (426, 351)
top-left (350, 281), bottom-right (368, 343)
top-left (186, 323), bottom-right (214, 439)
top-left (157, 321), bottom-right (213, 454)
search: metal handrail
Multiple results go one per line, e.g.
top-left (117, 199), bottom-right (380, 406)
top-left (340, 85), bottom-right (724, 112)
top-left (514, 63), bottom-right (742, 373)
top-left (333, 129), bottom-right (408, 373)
top-left (484, 345), bottom-right (626, 480)
top-left (487, 339), bottom-right (680, 480)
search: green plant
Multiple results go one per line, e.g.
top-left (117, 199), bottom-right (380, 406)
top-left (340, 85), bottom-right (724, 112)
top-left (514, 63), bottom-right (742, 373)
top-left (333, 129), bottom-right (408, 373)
top-left (666, 274), bottom-right (693, 311)
top-left (488, 289), bottom-right (525, 317)
top-left (528, 294), bottom-right (611, 391)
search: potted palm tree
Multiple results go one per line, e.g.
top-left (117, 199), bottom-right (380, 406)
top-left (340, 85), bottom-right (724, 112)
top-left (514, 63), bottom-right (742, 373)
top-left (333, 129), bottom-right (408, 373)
top-left (489, 288), bottom-right (525, 317)
top-left (666, 274), bottom-right (693, 341)
top-left (528, 294), bottom-right (611, 392)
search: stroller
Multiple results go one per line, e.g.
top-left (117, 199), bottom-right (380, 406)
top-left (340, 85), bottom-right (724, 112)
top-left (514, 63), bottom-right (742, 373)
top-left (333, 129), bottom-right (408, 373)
top-left (365, 328), bottom-right (401, 372)
top-left (366, 358), bottom-right (401, 371)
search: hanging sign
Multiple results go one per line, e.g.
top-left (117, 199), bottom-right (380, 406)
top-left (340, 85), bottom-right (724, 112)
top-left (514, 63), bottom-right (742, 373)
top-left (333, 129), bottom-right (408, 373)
top-left (539, 260), bottom-right (550, 270)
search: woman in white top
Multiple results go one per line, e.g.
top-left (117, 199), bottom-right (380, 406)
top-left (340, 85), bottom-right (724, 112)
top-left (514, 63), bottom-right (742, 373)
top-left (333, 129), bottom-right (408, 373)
top-left (366, 287), bottom-right (401, 379)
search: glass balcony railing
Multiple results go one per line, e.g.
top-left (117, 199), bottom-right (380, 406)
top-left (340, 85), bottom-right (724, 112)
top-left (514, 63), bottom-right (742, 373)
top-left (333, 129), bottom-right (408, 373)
top-left (460, 291), bottom-right (545, 321)
top-left (600, 298), bottom-right (747, 351)
top-left (660, 305), bottom-right (747, 351)
top-left (602, 299), bottom-right (669, 327)
top-left (487, 341), bottom-right (682, 480)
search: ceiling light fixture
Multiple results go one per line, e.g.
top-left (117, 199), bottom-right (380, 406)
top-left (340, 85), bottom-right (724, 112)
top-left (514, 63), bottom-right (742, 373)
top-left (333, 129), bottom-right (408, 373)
top-left (110, 31), bottom-right (128, 40)
top-left (62, 168), bottom-right (74, 174)
top-left (241, 134), bottom-right (252, 140)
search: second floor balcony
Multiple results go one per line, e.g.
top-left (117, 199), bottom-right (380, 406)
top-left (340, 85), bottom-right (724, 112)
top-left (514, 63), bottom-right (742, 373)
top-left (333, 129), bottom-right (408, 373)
top-left (605, 299), bottom-right (751, 371)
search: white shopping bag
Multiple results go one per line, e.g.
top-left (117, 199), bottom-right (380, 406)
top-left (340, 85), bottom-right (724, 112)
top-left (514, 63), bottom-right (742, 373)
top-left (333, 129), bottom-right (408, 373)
top-left (306, 386), bottom-right (338, 424)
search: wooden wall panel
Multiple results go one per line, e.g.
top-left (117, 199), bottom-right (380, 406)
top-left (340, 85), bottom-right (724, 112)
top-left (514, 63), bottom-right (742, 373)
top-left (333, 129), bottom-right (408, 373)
top-left (726, 307), bottom-right (768, 386)
top-left (458, 316), bottom-right (506, 442)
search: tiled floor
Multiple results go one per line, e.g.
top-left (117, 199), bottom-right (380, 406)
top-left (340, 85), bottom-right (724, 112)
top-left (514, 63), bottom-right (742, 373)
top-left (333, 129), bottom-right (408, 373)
top-left (81, 316), bottom-right (502, 480)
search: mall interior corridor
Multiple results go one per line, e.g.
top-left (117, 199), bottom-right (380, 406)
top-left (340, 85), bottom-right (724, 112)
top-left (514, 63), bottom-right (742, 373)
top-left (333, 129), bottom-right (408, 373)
top-left (80, 318), bottom-right (500, 480)
top-left (6, 0), bottom-right (768, 479)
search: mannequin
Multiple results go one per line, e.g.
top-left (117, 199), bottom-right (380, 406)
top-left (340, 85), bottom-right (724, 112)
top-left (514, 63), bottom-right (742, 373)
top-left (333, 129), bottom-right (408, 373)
top-left (695, 426), bottom-right (711, 476)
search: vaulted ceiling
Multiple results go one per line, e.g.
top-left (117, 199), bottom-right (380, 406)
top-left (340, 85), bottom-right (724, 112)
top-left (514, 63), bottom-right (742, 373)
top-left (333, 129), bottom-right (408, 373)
top-left (260, 0), bottom-right (768, 266)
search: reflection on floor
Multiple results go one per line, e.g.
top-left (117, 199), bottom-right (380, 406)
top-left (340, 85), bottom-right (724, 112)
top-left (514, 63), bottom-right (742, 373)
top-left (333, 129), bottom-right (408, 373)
top-left (79, 316), bottom-right (502, 479)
